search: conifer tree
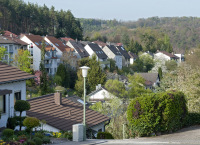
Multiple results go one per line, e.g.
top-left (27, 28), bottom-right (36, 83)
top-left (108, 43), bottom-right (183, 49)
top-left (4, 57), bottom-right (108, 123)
top-left (40, 40), bottom-right (48, 95)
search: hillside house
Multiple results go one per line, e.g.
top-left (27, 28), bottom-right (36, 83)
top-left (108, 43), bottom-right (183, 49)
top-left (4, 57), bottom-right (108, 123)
top-left (92, 40), bottom-right (107, 48)
top-left (128, 51), bottom-right (138, 64)
top-left (0, 36), bottom-right (28, 64)
top-left (103, 45), bottom-right (122, 69)
top-left (138, 73), bottom-right (160, 89)
top-left (85, 43), bottom-right (109, 69)
top-left (116, 46), bottom-right (130, 67)
top-left (20, 34), bottom-right (58, 75)
top-left (66, 40), bottom-right (89, 59)
top-left (27, 93), bottom-right (110, 133)
top-left (154, 51), bottom-right (179, 62)
top-left (0, 62), bottom-right (34, 129)
top-left (88, 84), bottom-right (115, 104)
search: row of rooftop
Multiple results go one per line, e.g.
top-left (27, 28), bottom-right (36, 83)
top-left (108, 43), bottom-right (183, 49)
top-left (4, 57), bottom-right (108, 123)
top-left (0, 31), bottom-right (184, 75)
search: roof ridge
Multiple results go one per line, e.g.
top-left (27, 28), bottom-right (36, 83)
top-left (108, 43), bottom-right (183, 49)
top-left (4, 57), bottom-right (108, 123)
top-left (27, 93), bottom-right (54, 101)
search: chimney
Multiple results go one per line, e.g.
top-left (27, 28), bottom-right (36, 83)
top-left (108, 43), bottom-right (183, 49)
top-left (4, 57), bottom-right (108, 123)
top-left (96, 86), bottom-right (99, 90)
top-left (98, 84), bottom-right (101, 88)
top-left (54, 92), bottom-right (62, 105)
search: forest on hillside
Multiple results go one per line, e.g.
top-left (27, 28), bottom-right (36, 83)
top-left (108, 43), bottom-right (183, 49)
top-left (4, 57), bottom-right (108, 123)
top-left (80, 17), bottom-right (200, 53)
top-left (0, 0), bottom-right (83, 39)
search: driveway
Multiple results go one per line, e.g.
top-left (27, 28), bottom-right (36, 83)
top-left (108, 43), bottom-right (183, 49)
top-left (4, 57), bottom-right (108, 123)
top-left (54, 125), bottom-right (200, 145)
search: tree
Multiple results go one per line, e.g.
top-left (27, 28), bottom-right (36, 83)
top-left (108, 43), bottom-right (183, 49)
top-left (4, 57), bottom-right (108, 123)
top-left (158, 67), bottom-right (163, 80)
top-left (0, 46), bottom-right (6, 61)
top-left (23, 117), bottom-right (40, 139)
top-left (14, 100), bottom-right (30, 131)
top-left (75, 55), bottom-right (106, 96)
top-left (105, 79), bottom-right (127, 99)
top-left (128, 73), bottom-right (152, 98)
top-left (122, 33), bottom-right (130, 49)
top-left (39, 40), bottom-right (48, 95)
top-left (132, 54), bottom-right (154, 72)
top-left (56, 63), bottom-right (70, 88)
top-left (14, 49), bottom-right (32, 73)
top-left (165, 60), bottom-right (177, 71)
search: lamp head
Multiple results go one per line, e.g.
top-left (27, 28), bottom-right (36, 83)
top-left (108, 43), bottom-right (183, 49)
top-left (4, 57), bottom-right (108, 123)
top-left (80, 66), bottom-right (90, 77)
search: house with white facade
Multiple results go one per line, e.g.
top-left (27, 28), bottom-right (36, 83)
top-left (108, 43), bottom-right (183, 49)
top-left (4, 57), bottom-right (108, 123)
top-left (27, 92), bottom-right (110, 133)
top-left (103, 45), bottom-right (122, 69)
top-left (174, 53), bottom-right (184, 63)
top-left (66, 40), bottom-right (89, 59)
top-left (88, 84), bottom-right (115, 104)
top-left (116, 46), bottom-right (130, 67)
top-left (0, 36), bottom-right (28, 64)
top-left (138, 73), bottom-right (160, 90)
top-left (85, 43), bottom-right (109, 69)
top-left (0, 62), bottom-right (34, 129)
top-left (20, 34), bottom-right (58, 75)
top-left (154, 51), bottom-right (179, 62)
top-left (128, 51), bottom-right (138, 65)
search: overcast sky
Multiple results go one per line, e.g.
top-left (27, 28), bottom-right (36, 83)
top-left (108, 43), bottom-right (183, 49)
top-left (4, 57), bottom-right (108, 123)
top-left (23, 0), bottom-right (200, 21)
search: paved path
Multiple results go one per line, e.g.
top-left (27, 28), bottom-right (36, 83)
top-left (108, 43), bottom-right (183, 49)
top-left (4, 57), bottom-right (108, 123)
top-left (54, 125), bottom-right (200, 145)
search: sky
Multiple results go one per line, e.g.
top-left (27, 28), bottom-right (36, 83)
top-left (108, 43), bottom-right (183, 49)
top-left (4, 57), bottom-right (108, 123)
top-left (23, 0), bottom-right (200, 21)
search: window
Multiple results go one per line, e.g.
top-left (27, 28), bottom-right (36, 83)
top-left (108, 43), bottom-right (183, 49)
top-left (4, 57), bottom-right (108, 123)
top-left (55, 43), bottom-right (59, 46)
top-left (35, 42), bottom-right (39, 46)
top-left (0, 95), bottom-right (6, 113)
top-left (14, 91), bottom-right (21, 104)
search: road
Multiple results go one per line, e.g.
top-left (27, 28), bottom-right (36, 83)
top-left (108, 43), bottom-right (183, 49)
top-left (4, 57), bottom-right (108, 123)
top-left (54, 125), bottom-right (200, 145)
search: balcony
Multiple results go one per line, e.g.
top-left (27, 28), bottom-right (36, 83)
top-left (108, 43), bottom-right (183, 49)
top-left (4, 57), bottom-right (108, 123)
top-left (45, 63), bottom-right (52, 68)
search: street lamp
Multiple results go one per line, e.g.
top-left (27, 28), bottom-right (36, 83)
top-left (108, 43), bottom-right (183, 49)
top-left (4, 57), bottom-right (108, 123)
top-left (80, 66), bottom-right (90, 141)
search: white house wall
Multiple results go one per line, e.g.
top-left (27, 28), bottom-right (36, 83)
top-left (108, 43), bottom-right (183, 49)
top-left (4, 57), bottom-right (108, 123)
top-left (89, 89), bottom-right (114, 101)
top-left (35, 122), bottom-right (105, 133)
top-left (0, 81), bottom-right (26, 128)
top-left (21, 36), bottom-right (41, 71)
top-left (84, 45), bottom-right (97, 60)
top-left (154, 52), bottom-right (171, 62)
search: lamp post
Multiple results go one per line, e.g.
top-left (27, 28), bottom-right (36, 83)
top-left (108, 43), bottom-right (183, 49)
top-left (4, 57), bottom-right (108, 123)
top-left (80, 66), bottom-right (90, 141)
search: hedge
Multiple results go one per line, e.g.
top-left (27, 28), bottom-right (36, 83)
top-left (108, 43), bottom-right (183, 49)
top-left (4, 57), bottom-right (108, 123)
top-left (127, 91), bottom-right (188, 136)
top-left (97, 132), bottom-right (114, 139)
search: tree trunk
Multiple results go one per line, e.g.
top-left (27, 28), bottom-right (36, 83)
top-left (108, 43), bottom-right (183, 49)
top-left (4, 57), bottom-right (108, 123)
top-left (20, 111), bottom-right (22, 131)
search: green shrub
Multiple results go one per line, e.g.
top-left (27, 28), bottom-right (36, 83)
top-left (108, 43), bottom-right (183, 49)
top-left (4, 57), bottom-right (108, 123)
top-left (27, 139), bottom-right (36, 145)
top-left (33, 137), bottom-right (42, 145)
top-left (97, 132), bottom-right (114, 139)
top-left (35, 132), bottom-right (44, 139)
top-left (63, 131), bottom-right (72, 140)
top-left (127, 91), bottom-right (188, 137)
top-left (6, 117), bottom-right (17, 129)
top-left (2, 128), bottom-right (14, 138)
top-left (23, 117), bottom-right (40, 129)
top-left (184, 113), bottom-right (200, 126)
top-left (42, 136), bottom-right (51, 144)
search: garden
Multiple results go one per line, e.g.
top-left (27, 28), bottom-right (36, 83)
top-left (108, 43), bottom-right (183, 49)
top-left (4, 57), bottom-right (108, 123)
top-left (0, 100), bottom-right (72, 145)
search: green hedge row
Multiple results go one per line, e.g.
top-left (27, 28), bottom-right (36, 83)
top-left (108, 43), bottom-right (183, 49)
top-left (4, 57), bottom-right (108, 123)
top-left (97, 132), bottom-right (114, 139)
top-left (127, 91), bottom-right (188, 136)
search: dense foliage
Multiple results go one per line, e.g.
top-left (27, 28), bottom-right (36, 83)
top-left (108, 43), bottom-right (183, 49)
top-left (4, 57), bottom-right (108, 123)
top-left (127, 91), bottom-right (188, 137)
top-left (80, 17), bottom-right (200, 53)
top-left (75, 56), bottom-right (106, 96)
top-left (14, 49), bottom-right (32, 73)
top-left (0, 0), bottom-right (83, 39)
top-left (14, 100), bottom-right (30, 131)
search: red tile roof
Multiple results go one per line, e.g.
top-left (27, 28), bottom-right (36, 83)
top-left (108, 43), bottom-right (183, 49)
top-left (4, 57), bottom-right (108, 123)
top-left (27, 94), bottom-right (110, 131)
top-left (3, 31), bottom-right (17, 38)
top-left (61, 37), bottom-right (74, 42)
top-left (159, 51), bottom-right (179, 59)
top-left (0, 62), bottom-right (35, 84)
top-left (5, 36), bottom-right (28, 46)
top-left (24, 34), bottom-right (50, 49)
top-left (93, 40), bottom-right (107, 47)
top-left (46, 36), bottom-right (71, 52)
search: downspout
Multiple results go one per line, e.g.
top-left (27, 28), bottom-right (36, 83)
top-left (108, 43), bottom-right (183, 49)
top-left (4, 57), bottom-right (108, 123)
top-left (8, 94), bottom-right (10, 117)
top-left (104, 119), bottom-right (110, 132)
